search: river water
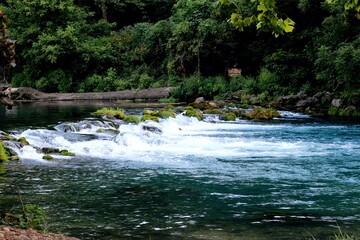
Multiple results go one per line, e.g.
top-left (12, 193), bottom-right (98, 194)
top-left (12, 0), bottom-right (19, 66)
top-left (1, 102), bottom-right (360, 239)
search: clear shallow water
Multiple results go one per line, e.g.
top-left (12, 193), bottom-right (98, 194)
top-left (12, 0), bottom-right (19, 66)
top-left (1, 102), bottom-right (360, 239)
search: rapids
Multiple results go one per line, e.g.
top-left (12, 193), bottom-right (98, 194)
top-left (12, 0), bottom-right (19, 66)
top-left (1, 103), bottom-right (360, 239)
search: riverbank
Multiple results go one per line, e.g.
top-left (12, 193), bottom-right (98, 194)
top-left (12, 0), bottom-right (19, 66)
top-left (0, 226), bottom-right (79, 240)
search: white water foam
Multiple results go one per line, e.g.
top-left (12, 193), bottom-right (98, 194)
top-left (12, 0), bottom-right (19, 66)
top-left (12, 113), bottom-right (359, 168)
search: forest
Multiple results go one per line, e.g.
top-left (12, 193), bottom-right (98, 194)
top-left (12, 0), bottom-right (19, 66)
top-left (0, 0), bottom-right (359, 109)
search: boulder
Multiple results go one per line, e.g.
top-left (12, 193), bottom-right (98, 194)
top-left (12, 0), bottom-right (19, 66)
top-left (331, 99), bottom-right (342, 108)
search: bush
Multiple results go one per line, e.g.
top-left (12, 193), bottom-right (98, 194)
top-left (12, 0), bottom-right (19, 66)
top-left (35, 69), bottom-right (72, 93)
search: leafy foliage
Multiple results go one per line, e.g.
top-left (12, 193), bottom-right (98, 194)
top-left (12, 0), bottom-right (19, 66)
top-left (0, 0), bottom-right (358, 107)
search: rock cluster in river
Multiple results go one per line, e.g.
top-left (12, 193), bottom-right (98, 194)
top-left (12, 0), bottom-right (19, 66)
top-left (271, 91), bottom-right (358, 117)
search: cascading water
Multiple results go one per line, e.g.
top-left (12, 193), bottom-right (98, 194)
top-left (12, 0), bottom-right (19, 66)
top-left (1, 104), bottom-right (360, 240)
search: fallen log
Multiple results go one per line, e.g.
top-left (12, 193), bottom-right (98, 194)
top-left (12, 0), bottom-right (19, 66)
top-left (10, 87), bottom-right (174, 102)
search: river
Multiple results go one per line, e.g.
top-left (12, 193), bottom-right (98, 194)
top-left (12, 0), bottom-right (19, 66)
top-left (1, 101), bottom-right (360, 239)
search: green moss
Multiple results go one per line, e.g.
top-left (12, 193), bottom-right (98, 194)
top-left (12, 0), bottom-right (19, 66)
top-left (60, 150), bottom-right (75, 156)
top-left (143, 109), bottom-right (159, 116)
top-left (17, 137), bottom-right (30, 145)
top-left (166, 104), bottom-right (175, 110)
top-left (123, 115), bottom-right (141, 124)
top-left (96, 128), bottom-right (104, 133)
top-left (93, 108), bottom-right (126, 119)
top-left (159, 97), bottom-right (176, 103)
top-left (141, 115), bottom-right (160, 122)
top-left (42, 155), bottom-right (54, 160)
top-left (185, 109), bottom-right (204, 121)
top-left (328, 106), bottom-right (338, 116)
top-left (157, 110), bottom-right (176, 119)
top-left (0, 141), bottom-right (10, 161)
top-left (228, 102), bottom-right (236, 108)
top-left (204, 109), bottom-right (225, 114)
top-left (224, 112), bottom-right (237, 121)
top-left (185, 106), bottom-right (194, 111)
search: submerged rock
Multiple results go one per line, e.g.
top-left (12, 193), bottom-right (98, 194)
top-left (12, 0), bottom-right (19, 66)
top-left (142, 125), bottom-right (162, 134)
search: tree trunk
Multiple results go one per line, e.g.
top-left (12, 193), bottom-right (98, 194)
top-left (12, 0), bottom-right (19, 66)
top-left (101, 1), bottom-right (108, 21)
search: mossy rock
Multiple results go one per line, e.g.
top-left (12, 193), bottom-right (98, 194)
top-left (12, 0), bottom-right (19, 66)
top-left (41, 147), bottom-right (60, 154)
top-left (0, 141), bottom-right (10, 161)
top-left (143, 109), bottom-right (159, 116)
top-left (204, 109), bottom-right (225, 115)
top-left (173, 106), bottom-right (186, 113)
top-left (123, 115), bottom-right (141, 124)
top-left (96, 128), bottom-right (120, 135)
top-left (93, 108), bottom-right (126, 119)
top-left (185, 109), bottom-right (204, 121)
top-left (157, 110), bottom-right (176, 119)
top-left (141, 115), bottom-right (160, 122)
top-left (166, 105), bottom-right (175, 110)
top-left (232, 109), bottom-right (242, 117)
top-left (224, 112), bottom-right (237, 121)
top-left (60, 150), bottom-right (75, 156)
top-left (245, 107), bottom-right (279, 120)
top-left (17, 137), bottom-right (30, 145)
top-left (42, 155), bottom-right (54, 160)
top-left (0, 131), bottom-right (13, 141)
top-left (185, 106), bottom-right (194, 111)
top-left (228, 102), bottom-right (236, 108)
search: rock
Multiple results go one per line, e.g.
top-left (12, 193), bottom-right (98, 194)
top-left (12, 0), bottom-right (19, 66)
top-left (42, 155), bottom-right (54, 160)
top-left (342, 105), bottom-right (357, 116)
top-left (142, 125), bottom-right (162, 134)
top-left (249, 96), bottom-right (260, 105)
top-left (143, 109), bottom-right (158, 116)
top-left (0, 225), bottom-right (80, 240)
top-left (157, 109), bottom-right (176, 119)
top-left (331, 99), bottom-right (342, 108)
top-left (245, 107), bottom-right (279, 120)
top-left (123, 115), bottom-right (141, 124)
top-left (41, 147), bottom-right (60, 154)
top-left (185, 109), bottom-right (204, 121)
top-left (141, 115), bottom-right (159, 122)
top-left (60, 150), bottom-right (75, 156)
top-left (296, 96), bottom-right (318, 108)
top-left (194, 97), bottom-right (205, 104)
top-left (17, 137), bottom-right (30, 145)
top-left (204, 109), bottom-right (224, 114)
top-left (224, 112), bottom-right (236, 121)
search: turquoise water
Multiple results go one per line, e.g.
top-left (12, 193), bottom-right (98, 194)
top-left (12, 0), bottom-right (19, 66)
top-left (1, 102), bottom-right (360, 239)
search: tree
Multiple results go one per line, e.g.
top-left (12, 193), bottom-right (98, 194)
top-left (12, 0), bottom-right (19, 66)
top-left (216, 0), bottom-right (359, 36)
top-left (167, 0), bottom-right (238, 76)
top-left (5, 0), bottom-right (115, 92)
top-left (0, 8), bottom-right (16, 108)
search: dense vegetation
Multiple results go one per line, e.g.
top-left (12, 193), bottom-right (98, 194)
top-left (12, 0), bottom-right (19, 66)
top-left (0, 0), bottom-right (359, 107)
